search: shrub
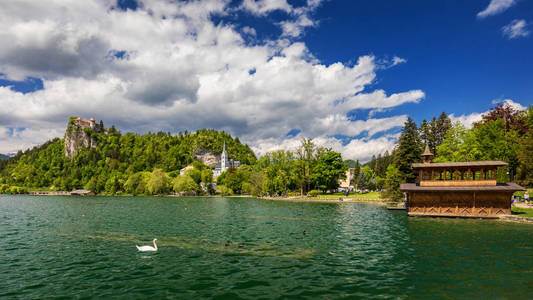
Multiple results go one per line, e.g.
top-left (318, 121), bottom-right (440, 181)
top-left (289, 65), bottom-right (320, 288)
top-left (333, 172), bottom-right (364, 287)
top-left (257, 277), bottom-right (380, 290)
top-left (217, 185), bottom-right (233, 196)
top-left (173, 175), bottom-right (200, 195)
top-left (308, 190), bottom-right (319, 197)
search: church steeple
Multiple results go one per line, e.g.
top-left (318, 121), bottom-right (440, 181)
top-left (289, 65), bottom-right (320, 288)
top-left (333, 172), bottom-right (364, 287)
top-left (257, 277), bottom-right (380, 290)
top-left (221, 140), bottom-right (227, 171)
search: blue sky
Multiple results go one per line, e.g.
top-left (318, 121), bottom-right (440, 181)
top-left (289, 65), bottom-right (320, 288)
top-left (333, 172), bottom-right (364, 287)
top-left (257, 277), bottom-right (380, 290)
top-left (303, 0), bottom-right (532, 123)
top-left (0, 0), bottom-right (531, 160)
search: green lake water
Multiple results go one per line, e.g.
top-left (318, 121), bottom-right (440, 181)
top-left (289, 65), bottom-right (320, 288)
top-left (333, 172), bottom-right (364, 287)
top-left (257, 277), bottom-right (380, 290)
top-left (1, 195), bottom-right (533, 299)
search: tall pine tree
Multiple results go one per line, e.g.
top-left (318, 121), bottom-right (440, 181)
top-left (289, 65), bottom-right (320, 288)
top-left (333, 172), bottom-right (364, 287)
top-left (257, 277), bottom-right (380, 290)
top-left (394, 117), bottom-right (422, 183)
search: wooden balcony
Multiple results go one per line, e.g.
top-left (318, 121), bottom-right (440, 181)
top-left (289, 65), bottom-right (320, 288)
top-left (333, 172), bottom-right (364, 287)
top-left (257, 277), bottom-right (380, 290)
top-left (420, 180), bottom-right (497, 187)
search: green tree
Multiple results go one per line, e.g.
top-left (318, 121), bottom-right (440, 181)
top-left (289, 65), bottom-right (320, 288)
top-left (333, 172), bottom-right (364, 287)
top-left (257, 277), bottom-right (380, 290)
top-left (148, 168), bottom-right (169, 195)
top-left (105, 175), bottom-right (120, 195)
top-left (294, 139), bottom-right (315, 195)
top-left (217, 185), bottom-right (233, 196)
top-left (382, 165), bottom-right (404, 201)
top-left (312, 149), bottom-right (347, 191)
top-left (517, 106), bottom-right (533, 185)
top-left (173, 175), bottom-right (199, 195)
top-left (124, 173), bottom-right (142, 195)
top-left (357, 166), bottom-right (376, 191)
top-left (394, 117), bottom-right (422, 183)
top-left (225, 168), bottom-right (245, 194)
top-left (201, 168), bottom-right (213, 184)
top-left (84, 177), bottom-right (97, 192)
top-left (186, 168), bottom-right (202, 185)
top-left (434, 112), bottom-right (452, 154)
top-left (435, 122), bottom-right (482, 162)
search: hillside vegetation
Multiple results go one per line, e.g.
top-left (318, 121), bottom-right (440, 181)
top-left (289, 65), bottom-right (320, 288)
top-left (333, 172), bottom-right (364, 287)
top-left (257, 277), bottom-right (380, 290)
top-left (0, 121), bottom-right (256, 194)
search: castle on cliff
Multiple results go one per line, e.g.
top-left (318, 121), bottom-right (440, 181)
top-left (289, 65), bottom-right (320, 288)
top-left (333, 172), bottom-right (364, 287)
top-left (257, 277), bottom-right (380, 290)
top-left (64, 117), bottom-right (104, 158)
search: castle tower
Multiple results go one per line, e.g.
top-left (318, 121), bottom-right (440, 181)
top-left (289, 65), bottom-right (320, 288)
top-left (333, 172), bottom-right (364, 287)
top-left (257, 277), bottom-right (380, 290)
top-left (89, 117), bottom-right (96, 129)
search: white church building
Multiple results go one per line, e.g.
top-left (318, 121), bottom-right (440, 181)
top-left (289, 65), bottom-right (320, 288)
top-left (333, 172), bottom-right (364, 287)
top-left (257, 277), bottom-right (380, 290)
top-left (213, 141), bottom-right (240, 178)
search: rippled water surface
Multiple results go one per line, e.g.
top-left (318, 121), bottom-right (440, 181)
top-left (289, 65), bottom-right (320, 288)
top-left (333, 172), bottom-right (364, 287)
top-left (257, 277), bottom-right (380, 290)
top-left (2, 195), bottom-right (533, 299)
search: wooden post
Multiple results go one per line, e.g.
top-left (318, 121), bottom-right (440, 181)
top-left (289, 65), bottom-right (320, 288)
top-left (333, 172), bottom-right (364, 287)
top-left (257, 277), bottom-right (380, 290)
top-left (467, 168), bottom-right (471, 180)
top-left (431, 169), bottom-right (434, 181)
top-left (473, 192), bottom-right (476, 213)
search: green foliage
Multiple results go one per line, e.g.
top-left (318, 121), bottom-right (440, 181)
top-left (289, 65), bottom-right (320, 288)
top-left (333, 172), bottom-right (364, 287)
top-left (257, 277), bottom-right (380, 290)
top-left (435, 122), bottom-right (482, 162)
top-left (312, 150), bottom-right (347, 191)
top-left (307, 189), bottom-right (319, 197)
top-left (382, 165), bottom-right (404, 201)
top-left (0, 123), bottom-right (255, 194)
top-left (344, 159), bottom-right (357, 168)
top-left (124, 173), bottom-right (142, 195)
top-left (217, 185), bottom-right (233, 196)
top-left (173, 175), bottom-right (200, 195)
top-left (257, 150), bottom-right (295, 196)
top-left (517, 106), bottom-right (533, 186)
top-left (105, 174), bottom-right (121, 195)
top-left (200, 169), bottom-right (213, 184)
top-left (148, 168), bottom-right (169, 195)
top-left (225, 168), bottom-right (246, 194)
top-left (293, 139), bottom-right (315, 194)
top-left (357, 166), bottom-right (376, 191)
top-left (84, 177), bottom-right (97, 193)
top-left (394, 117), bottom-right (422, 183)
top-left (434, 104), bottom-right (530, 183)
top-left (186, 168), bottom-right (202, 185)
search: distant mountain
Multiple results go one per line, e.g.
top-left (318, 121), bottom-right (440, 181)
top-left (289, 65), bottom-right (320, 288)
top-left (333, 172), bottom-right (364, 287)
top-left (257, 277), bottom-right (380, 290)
top-left (0, 154), bottom-right (9, 160)
top-left (344, 159), bottom-right (357, 168)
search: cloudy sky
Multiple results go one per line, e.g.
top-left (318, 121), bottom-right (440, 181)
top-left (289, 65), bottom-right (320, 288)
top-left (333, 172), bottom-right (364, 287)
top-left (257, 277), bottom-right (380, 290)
top-left (0, 0), bottom-right (531, 161)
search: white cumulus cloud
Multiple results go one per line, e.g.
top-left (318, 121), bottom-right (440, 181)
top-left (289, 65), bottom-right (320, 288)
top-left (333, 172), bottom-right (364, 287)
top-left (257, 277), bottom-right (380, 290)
top-left (0, 0), bottom-right (423, 162)
top-left (450, 99), bottom-right (526, 128)
top-left (502, 19), bottom-right (530, 39)
top-left (477, 0), bottom-right (516, 18)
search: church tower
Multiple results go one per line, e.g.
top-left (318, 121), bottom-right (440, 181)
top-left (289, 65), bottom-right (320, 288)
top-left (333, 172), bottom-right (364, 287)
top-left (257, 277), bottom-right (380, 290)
top-left (221, 140), bottom-right (227, 171)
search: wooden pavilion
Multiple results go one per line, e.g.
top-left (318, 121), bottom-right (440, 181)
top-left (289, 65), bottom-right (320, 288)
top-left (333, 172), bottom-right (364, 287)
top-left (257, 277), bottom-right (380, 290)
top-left (400, 145), bottom-right (525, 218)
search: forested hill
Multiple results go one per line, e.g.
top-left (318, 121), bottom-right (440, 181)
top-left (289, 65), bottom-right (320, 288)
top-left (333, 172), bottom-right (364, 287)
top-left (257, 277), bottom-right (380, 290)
top-left (0, 118), bottom-right (256, 191)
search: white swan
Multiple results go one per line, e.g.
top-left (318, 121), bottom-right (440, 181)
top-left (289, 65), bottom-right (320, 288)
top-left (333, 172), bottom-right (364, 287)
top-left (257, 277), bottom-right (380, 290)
top-left (136, 238), bottom-right (158, 252)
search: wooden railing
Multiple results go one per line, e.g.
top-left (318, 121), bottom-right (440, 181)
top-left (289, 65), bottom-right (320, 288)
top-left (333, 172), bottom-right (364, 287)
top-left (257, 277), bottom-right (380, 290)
top-left (420, 180), bottom-right (497, 187)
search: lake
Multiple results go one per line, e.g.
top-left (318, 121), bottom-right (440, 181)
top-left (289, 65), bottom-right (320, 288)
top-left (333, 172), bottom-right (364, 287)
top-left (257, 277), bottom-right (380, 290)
top-left (1, 195), bottom-right (533, 299)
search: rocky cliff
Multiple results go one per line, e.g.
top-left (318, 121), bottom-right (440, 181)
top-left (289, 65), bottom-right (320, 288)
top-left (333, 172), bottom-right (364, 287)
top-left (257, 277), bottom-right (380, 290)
top-left (64, 117), bottom-right (103, 158)
top-left (193, 149), bottom-right (219, 167)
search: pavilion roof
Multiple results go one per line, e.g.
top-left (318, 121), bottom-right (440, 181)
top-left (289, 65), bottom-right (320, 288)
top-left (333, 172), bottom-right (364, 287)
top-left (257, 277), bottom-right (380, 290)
top-left (400, 182), bottom-right (524, 192)
top-left (412, 161), bottom-right (508, 169)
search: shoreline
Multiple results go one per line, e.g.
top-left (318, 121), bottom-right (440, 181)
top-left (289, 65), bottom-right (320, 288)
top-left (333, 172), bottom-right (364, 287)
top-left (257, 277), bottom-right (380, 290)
top-left (19, 191), bottom-right (389, 205)
top-left (259, 196), bottom-right (388, 205)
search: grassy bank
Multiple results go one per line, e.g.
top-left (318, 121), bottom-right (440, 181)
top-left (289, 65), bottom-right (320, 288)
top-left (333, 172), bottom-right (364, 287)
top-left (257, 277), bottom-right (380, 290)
top-left (315, 191), bottom-right (385, 201)
top-left (512, 207), bottom-right (533, 218)
top-left (262, 191), bottom-right (389, 203)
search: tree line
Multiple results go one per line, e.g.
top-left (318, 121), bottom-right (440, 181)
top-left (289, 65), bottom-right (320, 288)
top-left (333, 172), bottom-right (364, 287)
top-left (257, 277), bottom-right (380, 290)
top-left (0, 121), bottom-right (348, 196)
top-left (2, 103), bottom-right (530, 198)
top-left (349, 104), bottom-right (532, 201)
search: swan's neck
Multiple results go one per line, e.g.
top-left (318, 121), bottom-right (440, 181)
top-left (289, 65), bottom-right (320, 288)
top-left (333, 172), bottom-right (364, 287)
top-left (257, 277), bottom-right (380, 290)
top-left (153, 240), bottom-right (158, 250)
